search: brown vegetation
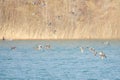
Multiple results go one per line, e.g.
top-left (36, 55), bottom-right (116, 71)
top-left (0, 0), bottom-right (120, 39)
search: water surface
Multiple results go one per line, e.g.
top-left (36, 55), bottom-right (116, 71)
top-left (0, 40), bottom-right (120, 80)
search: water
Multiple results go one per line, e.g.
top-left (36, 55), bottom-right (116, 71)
top-left (0, 40), bottom-right (120, 80)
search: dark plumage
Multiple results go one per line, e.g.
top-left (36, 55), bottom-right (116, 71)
top-left (11, 47), bottom-right (16, 50)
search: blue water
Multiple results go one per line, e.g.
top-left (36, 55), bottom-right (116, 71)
top-left (0, 40), bottom-right (120, 80)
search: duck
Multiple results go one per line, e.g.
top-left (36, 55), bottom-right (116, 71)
top-left (11, 47), bottom-right (16, 50)
top-left (36, 45), bottom-right (42, 50)
top-left (89, 47), bottom-right (97, 56)
top-left (80, 47), bottom-right (84, 53)
top-left (45, 44), bottom-right (51, 49)
top-left (99, 51), bottom-right (107, 59)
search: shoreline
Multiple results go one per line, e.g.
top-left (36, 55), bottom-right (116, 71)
top-left (0, 38), bottom-right (120, 40)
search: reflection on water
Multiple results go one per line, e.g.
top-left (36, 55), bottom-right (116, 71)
top-left (0, 40), bottom-right (120, 80)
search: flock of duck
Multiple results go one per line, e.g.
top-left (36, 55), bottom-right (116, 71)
top-left (80, 46), bottom-right (107, 59)
top-left (10, 44), bottom-right (107, 60)
top-left (10, 44), bottom-right (51, 51)
top-left (2, 37), bottom-right (108, 60)
top-left (35, 44), bottom-right (51, 50)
